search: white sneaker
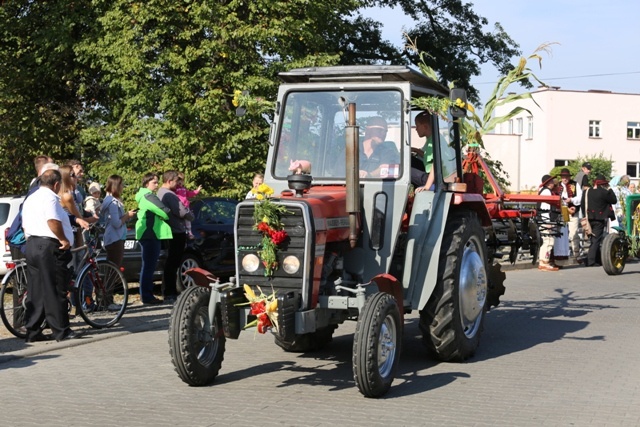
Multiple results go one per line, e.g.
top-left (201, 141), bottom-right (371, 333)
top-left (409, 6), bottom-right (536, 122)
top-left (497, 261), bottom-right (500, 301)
top-left (107, 303), bottom-right (122, 312)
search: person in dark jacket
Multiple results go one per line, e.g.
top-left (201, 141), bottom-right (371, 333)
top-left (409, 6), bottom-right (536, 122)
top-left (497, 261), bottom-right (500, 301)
top-left (581, 174), bottom-right (617, 266)
top-left (156, 170), bottom-right (194, 304)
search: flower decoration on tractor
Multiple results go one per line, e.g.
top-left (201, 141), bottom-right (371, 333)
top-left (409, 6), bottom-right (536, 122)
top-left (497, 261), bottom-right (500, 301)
top-left (250, 183), bottom-right (289, 276)
top-left (240, 284), bottom-right (278, 334)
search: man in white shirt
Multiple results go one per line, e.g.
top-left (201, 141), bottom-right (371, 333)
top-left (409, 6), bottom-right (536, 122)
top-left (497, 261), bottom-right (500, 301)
top-left (22, 169), bottom-right (79, 342)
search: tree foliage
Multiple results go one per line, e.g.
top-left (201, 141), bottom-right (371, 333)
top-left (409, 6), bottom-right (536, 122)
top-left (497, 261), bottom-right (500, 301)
top-left (550, 153), bottom-right (614, 187)
top-left (377, 0), bottom-right (523, 103)
top-left (0, 1), bottom-right (98, 193)
top-left (0, 0), bottom-right (521, 200)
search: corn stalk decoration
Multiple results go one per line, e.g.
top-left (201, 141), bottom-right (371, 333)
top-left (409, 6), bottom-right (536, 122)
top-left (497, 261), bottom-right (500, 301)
top-left (406, 36), bottom-right (555, 191)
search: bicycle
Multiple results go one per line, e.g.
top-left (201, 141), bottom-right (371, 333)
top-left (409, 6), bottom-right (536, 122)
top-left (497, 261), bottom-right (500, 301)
top-left (74, 226), bottom-right (129, 329)
top-left (0, 226), bottom-right (129, 338)
top-left (0, 258), bottom-right (29, 338)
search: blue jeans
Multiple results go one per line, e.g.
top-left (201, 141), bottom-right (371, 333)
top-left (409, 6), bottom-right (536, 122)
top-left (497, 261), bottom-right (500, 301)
top-left (139, 239), bottom-right (161, 303)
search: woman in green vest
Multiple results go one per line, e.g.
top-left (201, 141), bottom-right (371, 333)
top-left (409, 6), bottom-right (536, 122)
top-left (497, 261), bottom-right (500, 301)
top-left (135, 172), bottom-right (172, 304)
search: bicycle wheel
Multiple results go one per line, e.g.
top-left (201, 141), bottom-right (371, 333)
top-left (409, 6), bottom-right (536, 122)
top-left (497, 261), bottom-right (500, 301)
top-left (0, 264), bottom-right (29, 338)
top-left (75, 260), bottom-right (128, 329)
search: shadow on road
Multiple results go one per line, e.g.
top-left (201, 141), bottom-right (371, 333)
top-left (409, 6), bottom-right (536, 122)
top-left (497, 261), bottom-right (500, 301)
top-left (247, 287), bottom-right (640, 398)
top-left (476, 287), bottom-right (640, 361)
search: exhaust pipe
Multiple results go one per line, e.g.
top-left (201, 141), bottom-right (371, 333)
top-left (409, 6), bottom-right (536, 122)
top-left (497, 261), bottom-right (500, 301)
top-left (345, 103), bottom-right (360, 248)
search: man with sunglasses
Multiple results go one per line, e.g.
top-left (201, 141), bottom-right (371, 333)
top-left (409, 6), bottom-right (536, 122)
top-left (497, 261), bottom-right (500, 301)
top-left (358, 116), bottom-right (399, 178)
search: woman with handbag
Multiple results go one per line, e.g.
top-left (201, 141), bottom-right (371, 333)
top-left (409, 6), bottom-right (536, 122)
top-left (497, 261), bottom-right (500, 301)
top-left (581, 175), bottom-right (617, 267)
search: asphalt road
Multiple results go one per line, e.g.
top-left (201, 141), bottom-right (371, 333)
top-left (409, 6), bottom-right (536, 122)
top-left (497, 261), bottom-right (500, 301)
top-left (1, 261), bottom-right (640, 426)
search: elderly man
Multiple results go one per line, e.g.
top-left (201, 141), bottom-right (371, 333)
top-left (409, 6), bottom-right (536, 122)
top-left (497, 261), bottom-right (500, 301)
top-left (22, 169), bottom-right (80, 342)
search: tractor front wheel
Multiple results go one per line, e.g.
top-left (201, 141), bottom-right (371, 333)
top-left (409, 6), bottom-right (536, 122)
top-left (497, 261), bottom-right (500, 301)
top-left (168, 286), bottom-right (225, 386)
top-left (353, 292), bottom-right (401, 398)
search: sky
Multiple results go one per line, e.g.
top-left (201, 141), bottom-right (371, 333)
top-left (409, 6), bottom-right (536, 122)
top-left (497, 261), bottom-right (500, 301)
top-left (363, 0), bottom-right (640, 103)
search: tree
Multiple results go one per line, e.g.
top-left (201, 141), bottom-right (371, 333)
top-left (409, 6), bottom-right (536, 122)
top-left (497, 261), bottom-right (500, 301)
top-left (550, 153), bottom-right (614, 187)
top-left (0, 0), bottom-right (522, 199)
top-left (372, 0), bottom-right (523, 104)
top-left (75, 0), bottom-right (361, 201)
top-left (0, 1), bottom-right (98, 193)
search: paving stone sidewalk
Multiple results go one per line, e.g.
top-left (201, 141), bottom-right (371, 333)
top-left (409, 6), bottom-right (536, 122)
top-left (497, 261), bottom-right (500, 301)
top-left (0, 298), bottom-right (173, 361)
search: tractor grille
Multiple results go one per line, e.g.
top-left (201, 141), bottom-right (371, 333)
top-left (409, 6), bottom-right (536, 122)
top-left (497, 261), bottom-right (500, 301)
top-left (236, 203), bottom-right (311, 296)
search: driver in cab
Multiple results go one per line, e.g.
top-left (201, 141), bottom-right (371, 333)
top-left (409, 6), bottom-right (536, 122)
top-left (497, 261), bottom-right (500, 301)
top-left (359, 116), bottom-right (400, 178)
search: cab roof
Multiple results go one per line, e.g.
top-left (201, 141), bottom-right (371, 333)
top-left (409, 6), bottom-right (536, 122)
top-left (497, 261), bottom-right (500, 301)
top-left (278, 65), bottom-right (448, 95)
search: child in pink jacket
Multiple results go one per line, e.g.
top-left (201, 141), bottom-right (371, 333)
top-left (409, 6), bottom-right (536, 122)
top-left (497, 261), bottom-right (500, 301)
top-left (176, 172), bottom-right (202, 238)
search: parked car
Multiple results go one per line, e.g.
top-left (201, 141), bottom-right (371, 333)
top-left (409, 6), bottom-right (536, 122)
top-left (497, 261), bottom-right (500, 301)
top-left (0, 195), bottom-right (25, 275)
top-left (113, 197), bottom-right (239, 289)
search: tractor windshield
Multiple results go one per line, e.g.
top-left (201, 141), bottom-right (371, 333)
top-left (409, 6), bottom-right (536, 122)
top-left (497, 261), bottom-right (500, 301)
top-left (273, 90), bottom-right (403, 180)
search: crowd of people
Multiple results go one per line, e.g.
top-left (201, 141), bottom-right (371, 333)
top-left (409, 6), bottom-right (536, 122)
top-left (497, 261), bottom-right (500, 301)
top-left (536, 162), bottom-right (633, 272)
top-left (10, 156), bottom-right (199, 342)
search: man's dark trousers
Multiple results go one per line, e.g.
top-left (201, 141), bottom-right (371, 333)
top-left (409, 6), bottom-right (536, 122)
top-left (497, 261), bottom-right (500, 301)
top-left (24, 237), bottom-right (72, 341)
top-left (162, 232), bottom-right (187, 299)
top-left (587, 219), bottom-right (606, 266)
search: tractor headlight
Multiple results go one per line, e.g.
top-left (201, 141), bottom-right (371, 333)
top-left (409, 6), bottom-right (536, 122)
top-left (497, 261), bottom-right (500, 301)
top-left (282, 255), bottom-right (300, 274)
top-left (242, 254), bottom-right (260, 272)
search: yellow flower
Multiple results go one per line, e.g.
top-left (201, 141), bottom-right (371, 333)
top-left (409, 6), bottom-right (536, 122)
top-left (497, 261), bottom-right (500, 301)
top-left (232, 89), bottom-right (241, 107)
top-left (454, 97), bottom-right (475, 113)
top-left (243, 284), bottom-right (256, 300)
top-left (266, 299), bottom-right (278, 313)
top-left (258, 184), bottom-right (273, 196)
top-left (262, 216), bottom-right (269, 223)
top-left (256, 193), bottom-right (264, 200)
top-left (231, 90), bottom-right (242, 107)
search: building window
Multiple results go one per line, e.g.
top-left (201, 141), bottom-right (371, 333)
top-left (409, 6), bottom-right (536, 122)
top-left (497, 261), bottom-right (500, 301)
top-left (627, 162), bottom-right (640, 178)
top-left (527, 116), bottom-right (533, 139)
top-left (589, 120), bottom-right (601, 138)
top-left (555, 159), bottom-right (573, 167)
top-left (507, 119), bottom-right (513, 134)
top-left (516, 118), bottom-right (523, 135)
top-left (628, 122), bottom-right (640, 139)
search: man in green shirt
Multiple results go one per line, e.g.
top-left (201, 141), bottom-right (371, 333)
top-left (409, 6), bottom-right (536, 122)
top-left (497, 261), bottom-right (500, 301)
top-left (411, 111), bottom-right (435, 192)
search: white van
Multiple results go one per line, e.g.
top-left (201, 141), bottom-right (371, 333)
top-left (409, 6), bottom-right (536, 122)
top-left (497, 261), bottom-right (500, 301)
top-left (0, 195), bottom-right (25, 275)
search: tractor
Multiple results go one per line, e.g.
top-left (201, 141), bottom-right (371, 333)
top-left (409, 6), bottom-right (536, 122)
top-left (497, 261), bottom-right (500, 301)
top-left (601, 193), bottom-right (640, 275)
top-left (168, 65), bottom-right (552, 397)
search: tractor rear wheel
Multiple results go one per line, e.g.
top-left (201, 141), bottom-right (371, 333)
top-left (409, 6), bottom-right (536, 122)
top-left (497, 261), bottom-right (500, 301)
top-left (420, 211), bottom-right (488, 361)
top-left (602, 232), bottom-right (627, 275)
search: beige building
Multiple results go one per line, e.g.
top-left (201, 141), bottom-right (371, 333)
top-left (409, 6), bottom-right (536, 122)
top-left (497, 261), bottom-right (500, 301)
top-left (482, 87), bottom-right (640, 192)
